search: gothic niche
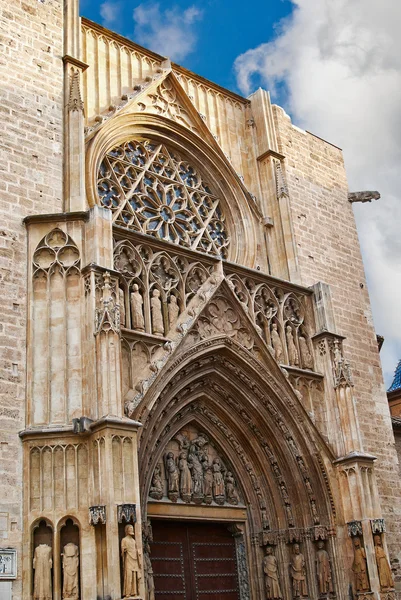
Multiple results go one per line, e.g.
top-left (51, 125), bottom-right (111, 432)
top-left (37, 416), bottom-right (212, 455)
top-left (32, 519), bottom-right (53, 600)
top-left (149, 425), bottom-right (242, 507)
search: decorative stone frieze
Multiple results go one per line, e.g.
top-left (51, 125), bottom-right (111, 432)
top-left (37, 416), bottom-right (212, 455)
top-left (89, 505), bottom-right (106, 526)
top-left (348, 520), bottom-right (363, 537)
top-left (117, 504), bottom-right (137, 524)
top-left (371, 519), bottom-right (386, 534)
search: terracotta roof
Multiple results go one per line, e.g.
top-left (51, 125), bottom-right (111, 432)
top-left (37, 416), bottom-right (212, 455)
top-left (388, 359), bottom-right (401, 392)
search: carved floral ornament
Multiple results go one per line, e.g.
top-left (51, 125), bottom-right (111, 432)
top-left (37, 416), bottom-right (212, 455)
top-left (97, 138), bottom-right (230, 257)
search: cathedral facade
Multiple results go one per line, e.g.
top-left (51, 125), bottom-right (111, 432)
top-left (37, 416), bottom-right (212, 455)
top-left (0, 1), bottom-right (400, 599)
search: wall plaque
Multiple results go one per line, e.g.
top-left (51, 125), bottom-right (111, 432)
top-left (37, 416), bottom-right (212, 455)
top-left (0, 549), bottom-right (17, 579)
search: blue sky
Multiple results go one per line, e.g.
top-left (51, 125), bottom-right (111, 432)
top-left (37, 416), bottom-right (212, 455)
top-left (80, 0), bottom-right (293, 99)
top-left (79, 0), bottom-right (401, 387)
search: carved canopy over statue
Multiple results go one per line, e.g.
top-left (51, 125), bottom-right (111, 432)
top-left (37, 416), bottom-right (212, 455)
top-left (149, 425), bottom-right (242, 507)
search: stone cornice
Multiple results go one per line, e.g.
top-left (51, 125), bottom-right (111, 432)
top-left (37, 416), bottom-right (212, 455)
top-left (62, 54), bottom-right (89, 72)
top-left (257, 149), bottom-right (285, 162)
top-left (333, 451), bottom-right (377, 466)
top-left (23, 211), bottom-right (89, 226)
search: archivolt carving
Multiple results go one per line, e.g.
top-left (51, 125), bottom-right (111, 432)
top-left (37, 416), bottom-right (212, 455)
top-left (98, 139), bottom-right (230, 257)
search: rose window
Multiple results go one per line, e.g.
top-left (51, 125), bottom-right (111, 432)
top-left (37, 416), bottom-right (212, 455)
top-left (97, 139), bottom-right (230, 258)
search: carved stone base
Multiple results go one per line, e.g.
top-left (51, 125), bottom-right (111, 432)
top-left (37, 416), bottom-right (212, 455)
top-left (149, 491), bottom-right (163, 501)
top-left (182, 493), bottom-right (192, 504)
top-left (193, 494), bottom-right (204, 505)
top-left (215, 495), bottom-right (225, 506)
top-left (380, 591), bottom-right (396, 600)
top-left (204, 494), bottom-right (213, 505)
top-left (168, 492), bottom-right (179, 503)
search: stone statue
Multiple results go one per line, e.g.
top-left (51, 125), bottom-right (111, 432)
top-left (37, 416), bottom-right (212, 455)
top-left (225, 471), bottom-right (239, 505)
top-left (178, 451), bottom-right (192, 502)
top-left (374, 535), bottom-right (394, 590)
top-left (62, 543), bottom-right (79, 600)
top-left (33, 544), bottom-right (52, 600)
top-left (149, 464), bottom-right (163, 500)
top-left (151, 288), bottom-right (164, 336)
top-left (286, 326), bottom-right (299, 366)
top-left (316, 540), bottom-right (333, 595)
top-left (271, 323), bottom-right (284, 363)
top-left (165, 452), bottom-right (179, 501)
top-left (119, 288), bottom-right (126, 328)
top-left (352, 537), bottom-right (369, 592)
top-left (299, 335), bottom-right (313, 370)
top-left (290, 543), bottom-right (308, 597)
top-left (212, 458), bottom-right (225, 505)
top-left (188, 451), bottom-right (204, 502)
top-left (168, 294), bottom-right (179, 327)
top-left (121, 524), bottom-right (142, 598)
top-left (130, 284), bottom-right (145, 331)
top-left (203, 460), bottom-right (213, 504)
top-left (263, 546), bottom-right (282, 600)
top-left (143, 541), bottom-right (155, 600)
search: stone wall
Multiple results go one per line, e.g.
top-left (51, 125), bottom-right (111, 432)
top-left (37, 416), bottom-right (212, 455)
top-left (273, 105), bottom-right (401, 589)
top-left (0, 0), bottom-right (64, 596)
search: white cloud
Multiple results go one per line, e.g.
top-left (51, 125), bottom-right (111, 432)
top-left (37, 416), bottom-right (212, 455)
top-left (100, 1), bottom-right (123, 28)
top-left (132, 3), bottom-right (203, 62)
top-left (234, 0), bottom-right (401, 387)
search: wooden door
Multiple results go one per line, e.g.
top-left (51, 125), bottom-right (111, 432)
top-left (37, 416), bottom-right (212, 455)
top-left (151, 520), bottom-right (240, 600)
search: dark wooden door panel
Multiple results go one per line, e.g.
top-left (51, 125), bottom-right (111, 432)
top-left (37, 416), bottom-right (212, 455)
top-left (151, 521), bottom-right (240, 600)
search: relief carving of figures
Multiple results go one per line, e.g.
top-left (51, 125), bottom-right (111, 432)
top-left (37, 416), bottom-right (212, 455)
top-left (264, 546), bottom-right (283, 600)
top-left (212, 458), bottom-right (226, 505)
top-left (165, 452), bottom-right (179, 502)
top-left (271, 323), bottom-right (284, 363)
top-left (290, 544), bottom-right (308, 598)
top-left (352, 537), bottom-right (370, 592)
top-left (62, 543), bottom-right (79, 600)
top-left (143, 540), bottom-right (155, 600)
top-left (151, 289), bottom-right (164, 336)
top-left (179, 452), bottom-right (192, 503)
top-left (203, 460), bottom-right (213, 504)
top-left (149, 465), bottom-right (163, 500)
top-left (286, 326), bottom-right (299, 366)
top-left (316, 541), bottom-right (333, 596)
top-left (168, 294), bottom-right (180, 328)
top-left (33, 544), bottom-right (53, 600)
top-left (131, 284), bottom-right (145, 331)
top-left (188, 450), bottom-right (205, 502)
top-left (121, 524), bottom-right (142, 599)
top-left (119, 288), bottom-right (126, 328)
top-left (374, 535), bottom-right (394, 590)
top-left (225, 471), bottom-right (239, 505)
top-left (299, 335), bottom-right (313, 370)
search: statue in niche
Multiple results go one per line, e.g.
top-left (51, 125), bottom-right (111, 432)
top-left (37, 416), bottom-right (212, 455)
top-left (225, 471), bottom-right (239, 505)
top-left (151, 288), bottom-right (164, 336)
top-left (311, 500), bottom-right (320, 524)
top-left (299, 334), bottom-right (313, 370)
top-left (149, 465), bottom-right (163, 500)
top-left (264, 546), bottom-right (283, 600)
top-left (316, 541), bottom-right (333, 595)
top-left (119, 288), bottom-right (126, 328)
top-left (143, 540), bottom-right (155, 600)
top-left (352, 537), bottom-right (369, 592)
top-left (286, 326), bottom-right (299, 366)
top-left (188, 451), bottom-right (204, 503)
top-left (165, 452), bottom-right (179, 502)
top-left (130, 284), bottom-right (145, 331)
top-left (374, 535), bottom-right (394, 590)
top-left (33, 543), bottom-right (52, 600)
top-left (203, 460), bottom-right (213, 505)
top-left (121, 524), bottom-right (142, 599)
top-left (271, 323), bottom-right (284, 363)
top-left (168, 294), bottom-right (180, 327)
top-left (212, 458), bottom-right (225, 505)
top-left (178, 452), bottom-right (192, 503)
top-left (279, 481), bottom-right (290, 504)
top-left (290, 543), bottom-right (308, 597)
top-left (62, 543), bottom-right (79, 600)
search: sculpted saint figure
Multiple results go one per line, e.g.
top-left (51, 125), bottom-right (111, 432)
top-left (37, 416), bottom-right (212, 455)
top-left (290, 544), bottom-right (308, 598)
top-left (143, 541), bottom-right (155, 600)
top-left (202, 460), bottom-right (213, 504)
top-left (225, 471), bottom-right (239, 505)
top-left (316, 541), bottom-right (333, 595)
top-left (130, 284), bottom-right (145, 331)
top-left (168, 294), bottom-right (179, 327)
top-left (33, 544), bottom-right (52, 600)
top-left (121, 524), bottom-right (142, 598)
top-left (62, 543), bottom-right (79, 600)
top-left (299, 335), bottom-right (313, 370)
top-left (165, 452), bottom-right (179, 500)
top-left (286, 326), bottom-right (299, 366)
top-left (178, 452), bottom-right (192, 502)
top-left (271, 323), bottom-right (284, 363)
top-left (188, 452), bottom-right (204, 501)
top-left (212, 458), bottom-right (225, 504)
top-left (264, 546), bottom-right (282, 600)
top-left (374, 535), bottom-right (394, 590)
top-left (352, 537), bottom-right (369, 592)
top-left (149, 465), bottom-right (163, 500)
top-left (151, 289), bottom-right (164, 336)
top-left (119, 288), bottom-right (126, 328)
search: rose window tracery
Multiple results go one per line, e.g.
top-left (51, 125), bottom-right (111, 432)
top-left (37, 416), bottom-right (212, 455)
top-left (97, 139), bottom-right (230, 258)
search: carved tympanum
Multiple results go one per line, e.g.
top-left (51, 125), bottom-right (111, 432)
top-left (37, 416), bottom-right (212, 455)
top-left (121, 524), bottom-right (142, 598)
top-left (150, 424), bottom-right (242, 507)
top-left (33, 544), bottom-right (53, 600)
